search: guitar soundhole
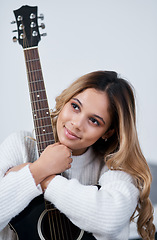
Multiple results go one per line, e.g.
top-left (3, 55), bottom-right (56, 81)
top-left (38, 209), bottom-right (84, 240)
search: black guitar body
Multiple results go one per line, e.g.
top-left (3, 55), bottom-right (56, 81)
top-left (10, 195), bottom-right (96, 240)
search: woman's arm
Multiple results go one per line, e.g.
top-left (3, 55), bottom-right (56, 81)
top-left (0, 132), bottom-right (41, 230)
top-left (0, 165), bottom-right (41, 230)
top-left (44, 170), bottom-right (139, 239)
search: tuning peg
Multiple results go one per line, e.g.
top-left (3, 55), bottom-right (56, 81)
top-left (40, 33), bottom-right (47, 37)
top-left (12, 36), bottom-right (18, 42)
top-left (11, 20), bottom-right (16, 24)
top-left (12, 30), bottom-right (18, 33)
top-left (38, 14), bottom-right (44, 20)
top-left (39, 23), bottom-right (45, 29)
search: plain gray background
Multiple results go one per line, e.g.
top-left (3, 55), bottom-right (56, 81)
top-left (0, 0), bottom-right (157, 165)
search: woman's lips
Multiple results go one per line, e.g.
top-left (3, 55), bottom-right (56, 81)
top-left (64, 127), bottom-right (80, 140)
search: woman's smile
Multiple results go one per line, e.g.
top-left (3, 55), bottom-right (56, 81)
top-left (64, 126), bottom-right (81, 140)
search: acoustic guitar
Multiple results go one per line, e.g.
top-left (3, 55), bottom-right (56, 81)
top-left (9, 5), bottom-right (96, 240)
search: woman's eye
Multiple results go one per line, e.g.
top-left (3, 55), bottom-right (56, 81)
top-left (71, 103), bottom-right (80, 111)
top-left (89, 117), bottom-right (100, 126)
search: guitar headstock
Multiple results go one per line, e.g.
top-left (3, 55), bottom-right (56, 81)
top-left (12, 5), bottom-right (46, 48)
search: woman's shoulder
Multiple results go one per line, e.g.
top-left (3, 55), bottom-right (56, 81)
top-left (100, 169), bottom-right (135, 184)
top-left (1, 130), bottom-right (37, 151)
top-left (99, 169), bottom-right (139, 197)
top-left (3, 130), bottom-right (34, 142)
top-left (1, 130), bottom-right (32, 143)
top-left (0, 131), bottom-right (38, 174)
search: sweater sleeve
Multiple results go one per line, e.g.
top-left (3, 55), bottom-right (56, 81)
top-left (0, 165), bottom-right (41, 230)
top-left (0, 132), bottom-right (42, 231)
top-left (44, 170), bottom-right (139, 239)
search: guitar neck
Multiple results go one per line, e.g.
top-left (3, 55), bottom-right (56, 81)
top-left (24, 47), bottom-right (54, 155)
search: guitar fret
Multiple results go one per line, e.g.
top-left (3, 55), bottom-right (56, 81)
top-left (35, 127), bottom-right (53, 137)
top-left (31, 101), bottom-right (49, 111)
top-left (34, 116), bottom-right (51, 121)
top-left (26, 58), bottom-right (39, 62)
top-left (37, 140), bottom-right (55, 144)
top-left (27, 69), bottom-right (41, 73)
top-left (31, 98), bottom-right (47, 103)
top-left (36, 132), bottom-right (53, 137)
top-left (34, 124), bottom-right (52, 132)
top-left (29, 83), bottom-right (46, 97)
top-left (30, 89), bottom-right (45, 94)
top-left (30, 87), bottom-right (47, 103)
top-left (32, 107), bottom-right (49, 112)
top-left (36, 134), bottom-right (54, 142)
top-left (29, 79), bottom-right (43, 83)
top-left (35, 124), bottom-right (52, 129)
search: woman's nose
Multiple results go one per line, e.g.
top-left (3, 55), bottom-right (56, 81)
top-left (71, 115), bottom-right (84, 130)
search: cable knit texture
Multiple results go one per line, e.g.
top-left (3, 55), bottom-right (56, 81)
top-left (0, 131), bottom-right (139, 240)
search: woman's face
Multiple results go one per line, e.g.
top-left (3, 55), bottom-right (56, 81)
top-left (57, 88), bottom-right (112, 155)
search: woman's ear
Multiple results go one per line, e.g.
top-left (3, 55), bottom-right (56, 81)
top-left (102, 129), bottom-right (115, 140)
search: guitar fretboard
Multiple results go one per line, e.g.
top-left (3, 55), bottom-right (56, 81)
top-left (24, 47), bottom-right (54, 155)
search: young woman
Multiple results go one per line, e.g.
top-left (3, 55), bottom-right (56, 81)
top-left (0, 71), bottom-right (155, 239)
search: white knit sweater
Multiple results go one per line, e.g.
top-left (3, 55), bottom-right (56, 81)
top-left (0, 131), bottom-right (139, 240)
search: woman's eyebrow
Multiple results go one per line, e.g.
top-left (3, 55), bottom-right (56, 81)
top-left (72, 98), bottom-right (106, 125)
top-left (93, 114), bottom-right (106, 125)
top-left (72, 98), bottom-right (82, 106)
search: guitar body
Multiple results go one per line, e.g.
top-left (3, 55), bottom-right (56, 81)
top-left (10, 195), bottom-right (84, 240)
top-left (10, 5), bottom-right (96, 240)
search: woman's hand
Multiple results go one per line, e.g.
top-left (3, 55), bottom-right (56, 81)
top-left (29, 143), bottom-right (72, 185)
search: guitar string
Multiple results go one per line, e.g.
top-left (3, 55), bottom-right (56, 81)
top-left (56, 210), bottom-right (62, 240)
top-left (66, 217), bottom-right (73, 240)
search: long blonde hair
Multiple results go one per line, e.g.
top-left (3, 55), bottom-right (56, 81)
top-left (51, 70), bottom-right (155, 239)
